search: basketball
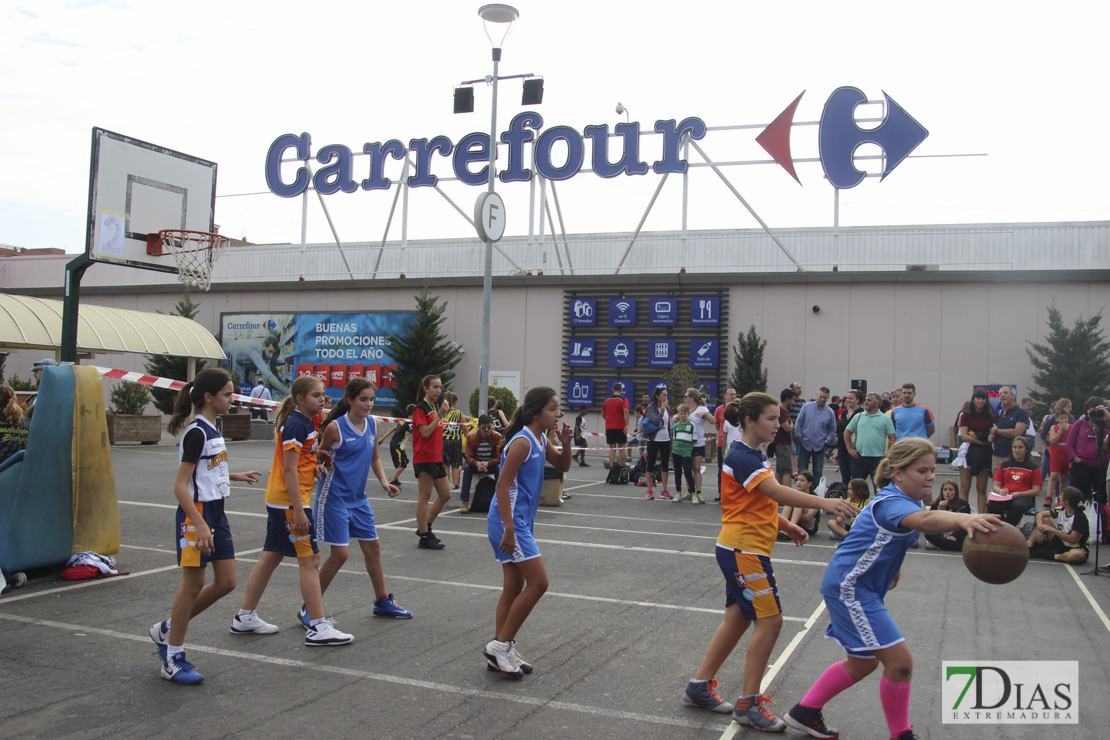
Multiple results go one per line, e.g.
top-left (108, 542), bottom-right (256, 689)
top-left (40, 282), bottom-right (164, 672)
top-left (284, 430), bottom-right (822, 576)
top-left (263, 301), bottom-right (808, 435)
top-left (961, 521), bottom-right (1030, 584)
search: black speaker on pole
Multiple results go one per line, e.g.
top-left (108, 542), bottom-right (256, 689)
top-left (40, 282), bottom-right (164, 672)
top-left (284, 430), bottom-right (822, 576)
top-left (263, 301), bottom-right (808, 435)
top-left (454, 87), bottom-right (474, 114)
top-left (850, 379), bottom-right (868, 398)
top-left (522, 78), bottom-right (544, 105)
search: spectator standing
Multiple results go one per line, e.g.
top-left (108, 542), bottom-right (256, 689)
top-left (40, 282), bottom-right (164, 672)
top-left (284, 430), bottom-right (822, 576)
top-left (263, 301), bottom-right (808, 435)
top-left (794, 387), bottom-right (837, 481)
top-left (1021, 397), bottom-right (1038, 448)
top-left (601, 383), bottom-right (631, 469)
top-left (959, 388), bottom-right (996, 514)
top-left (25, 358), bottom-right (59, 419)
top-left (890, 383), bottom-right (935, 441)
top-left (844, 393), bottom-right (896, 485)
top-left (788, 381), bottom-right (805, 476)
top-left (1038, 398), bottom-right (1071, 488)
top-left (573, 406), bottom-right (589, 467)
top-left (714, 387), bottom-right (738, 501)
top-left (249, 378), bottom-right (272, 421)
top-left (684, 388), bottom-right (715, 500)
top-left (1064, 396), bottom-right (1110, 505)
top-left (835, 390), bottom-right (862, 486)
top-left (773, 389), bottom-right (796, 486)
top-left (644, 386), bottom-right (672, 500)
top-left (1046, 410), bottom-right (1072, 508)
top-left (989, 386), bottom-right (1031, 471)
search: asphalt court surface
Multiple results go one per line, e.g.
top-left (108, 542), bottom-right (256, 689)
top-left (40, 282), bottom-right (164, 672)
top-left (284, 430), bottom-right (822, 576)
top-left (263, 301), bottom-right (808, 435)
top-left (3, 440), bottom-right (1110, 739)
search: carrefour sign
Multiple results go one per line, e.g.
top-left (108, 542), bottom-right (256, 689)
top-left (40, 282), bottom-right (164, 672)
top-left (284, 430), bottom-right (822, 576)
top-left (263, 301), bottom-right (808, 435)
top-left (265, 87), bottom-right (927, 197)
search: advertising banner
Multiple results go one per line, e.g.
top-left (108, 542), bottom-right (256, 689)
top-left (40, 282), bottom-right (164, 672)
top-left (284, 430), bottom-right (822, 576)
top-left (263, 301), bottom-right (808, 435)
top-left (221, 311), bottom-right (417, 409)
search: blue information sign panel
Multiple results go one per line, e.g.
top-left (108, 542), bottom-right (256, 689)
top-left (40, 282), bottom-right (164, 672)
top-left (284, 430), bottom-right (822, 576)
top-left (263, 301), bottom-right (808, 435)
top-left (648, 339), bottom-right (676, 368)
top-left (568, 338), bottom-right (596, 367)
top-left (609, 298), bottom-right (637, 326)
top-left (690, 297), bottom-right (720, 326)
top-left (607, 339), bottom-right (635, 367)
top-left (567, 378), bottom-right (594, 406)
top-left (649, 297), bottom-right (677, 326)
top-left (569, 298), bottom-right (596, 326)
top-left (690, 339), bottom-right (719, 369)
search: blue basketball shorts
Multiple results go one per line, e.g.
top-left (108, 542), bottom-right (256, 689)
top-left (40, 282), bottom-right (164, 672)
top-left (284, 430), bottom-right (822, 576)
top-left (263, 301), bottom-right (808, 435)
top-left (487, 518), bottom-right (541, 564)
top-left (176, 498), bottom-right (234, 567)
top-left (263, 507), bottom-right (319, 558)
top-left (823, 594), bottom-right (904, 658)
top-left (315, 498), bottom-right (378, 546)
top-left (716, 545), bottom-right (782, 620)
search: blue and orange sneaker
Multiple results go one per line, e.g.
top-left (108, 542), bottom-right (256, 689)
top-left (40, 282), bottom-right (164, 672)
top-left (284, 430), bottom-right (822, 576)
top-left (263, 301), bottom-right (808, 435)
top-left (733, 693), bottom-right (786, 732)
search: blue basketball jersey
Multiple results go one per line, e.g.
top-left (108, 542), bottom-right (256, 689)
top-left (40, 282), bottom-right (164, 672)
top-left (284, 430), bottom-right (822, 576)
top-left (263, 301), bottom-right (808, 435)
top-left (488, 427), bottom-right (547, 532)
top-left (820, 483), bottom-right (923, 603)
top-left (316, 413), bottom-right (376, 509)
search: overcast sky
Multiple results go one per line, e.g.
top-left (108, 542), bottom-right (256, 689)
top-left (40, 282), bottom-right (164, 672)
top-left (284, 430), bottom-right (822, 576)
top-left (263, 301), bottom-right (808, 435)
top-left (2, 0), bottom-right (1107, 253)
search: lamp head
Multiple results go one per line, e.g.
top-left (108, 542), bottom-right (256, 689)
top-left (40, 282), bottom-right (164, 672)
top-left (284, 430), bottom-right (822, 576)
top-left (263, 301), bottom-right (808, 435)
top-left (615, 102), bottom-right (626, 115)
top-left (479, 4), bottom-right (519, 48)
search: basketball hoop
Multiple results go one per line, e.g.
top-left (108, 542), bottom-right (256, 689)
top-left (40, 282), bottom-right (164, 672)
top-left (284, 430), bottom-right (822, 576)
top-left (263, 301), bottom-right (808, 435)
top-left (147, 229), bottom-right (229, 291)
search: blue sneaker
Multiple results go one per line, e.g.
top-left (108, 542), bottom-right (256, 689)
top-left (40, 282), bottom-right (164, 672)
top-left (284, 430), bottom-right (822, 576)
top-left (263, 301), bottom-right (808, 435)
top-left (148, 620), bottom-right (169, 661)
top-left (161, 652), bottom-right (204, 684)
top-left (297, 604), bottom-right (310, 630)
top-left (373, 594), bottom-right (413, 619)
top-left (683, 677), bottom-right (735, 713)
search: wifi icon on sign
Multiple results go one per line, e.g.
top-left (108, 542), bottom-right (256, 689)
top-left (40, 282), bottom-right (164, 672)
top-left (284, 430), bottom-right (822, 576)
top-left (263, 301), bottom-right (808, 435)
top-left (609, 297), bottom-right (637, 326)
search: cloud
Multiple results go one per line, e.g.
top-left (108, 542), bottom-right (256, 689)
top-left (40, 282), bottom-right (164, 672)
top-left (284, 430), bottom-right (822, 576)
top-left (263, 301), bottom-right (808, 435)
top-left (26, 31), bottom-right (82, 48)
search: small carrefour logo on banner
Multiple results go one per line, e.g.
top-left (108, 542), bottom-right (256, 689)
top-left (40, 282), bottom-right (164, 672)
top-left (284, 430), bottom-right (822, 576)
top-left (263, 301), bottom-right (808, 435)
top-left (942, 661), bottom-right (1077, 724)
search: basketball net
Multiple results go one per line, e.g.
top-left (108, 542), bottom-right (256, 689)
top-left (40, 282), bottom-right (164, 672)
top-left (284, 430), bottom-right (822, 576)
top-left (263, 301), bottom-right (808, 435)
top-left (159, 229), bottom-right (229, 291)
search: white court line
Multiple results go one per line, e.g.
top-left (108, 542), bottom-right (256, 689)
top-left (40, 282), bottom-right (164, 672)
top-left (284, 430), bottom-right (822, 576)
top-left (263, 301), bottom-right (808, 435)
top-left (1064, 564), bottom-right (1110, 637)
top-left (717, 600), bottom-right (828, 740)
top-left (0, 612), bottom-right (711, 731)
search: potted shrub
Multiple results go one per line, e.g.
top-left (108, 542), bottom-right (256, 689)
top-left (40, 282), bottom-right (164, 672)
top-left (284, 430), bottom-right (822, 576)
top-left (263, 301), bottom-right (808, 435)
top-left (106, 380), bottom-right (161, 445)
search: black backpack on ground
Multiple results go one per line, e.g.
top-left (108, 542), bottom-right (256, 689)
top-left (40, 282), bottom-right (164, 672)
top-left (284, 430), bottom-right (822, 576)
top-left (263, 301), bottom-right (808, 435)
top-left (471, 476), bottom-right (496, 513)
top-left (606, 461), bottom-right (630, 484)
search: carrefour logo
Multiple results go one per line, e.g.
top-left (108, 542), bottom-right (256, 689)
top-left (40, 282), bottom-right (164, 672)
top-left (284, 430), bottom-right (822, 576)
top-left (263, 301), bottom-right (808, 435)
top-left (942, 661), bottom-right (1077, 724)
top-left (227, 321), bottom-right (264, 330)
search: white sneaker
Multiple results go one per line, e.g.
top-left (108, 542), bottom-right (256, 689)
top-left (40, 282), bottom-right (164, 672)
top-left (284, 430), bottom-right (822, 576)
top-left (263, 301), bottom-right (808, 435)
top-left (305, 618), bottom-right (353, 646)
top-left (230, 612), bottom-right (279, 635)
top-left (483, 639), bottom-right (523, 678)
top-left (510, 641), bottom-right (534, 674)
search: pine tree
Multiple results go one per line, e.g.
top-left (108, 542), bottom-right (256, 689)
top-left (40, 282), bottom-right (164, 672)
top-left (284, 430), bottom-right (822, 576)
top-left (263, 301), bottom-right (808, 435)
top-left (729, 324), bottom-right (769, 396)
top-left (1026, 305), bottom-right (1110, 416)
top-left (145, 289), bottom-right (207, 415)
top-left (384, 283), bottom-right (463, 414)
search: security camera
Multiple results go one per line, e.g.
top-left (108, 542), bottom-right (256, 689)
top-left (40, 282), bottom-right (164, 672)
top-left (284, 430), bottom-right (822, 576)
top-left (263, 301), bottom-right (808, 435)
top-left (812, 305), bottom-right (821, 314)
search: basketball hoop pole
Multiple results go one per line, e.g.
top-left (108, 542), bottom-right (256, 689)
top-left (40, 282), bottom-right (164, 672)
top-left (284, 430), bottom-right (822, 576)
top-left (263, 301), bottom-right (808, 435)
top-left (60, 254), bottom-right (92, 364)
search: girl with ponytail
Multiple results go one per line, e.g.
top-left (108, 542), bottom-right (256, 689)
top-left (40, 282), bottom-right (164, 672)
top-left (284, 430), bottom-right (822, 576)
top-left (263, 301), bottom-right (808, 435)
top-left (313, 378), bottom-right (413, 619)
top-left (235, 374), bottom-right (355, 646)
top-left (0, 384), bottom-right (29, 465)
top-left (483, 386), bottom-right (573, 678)
top-left (784, 437), bottom-right (999, 740)
top-left (148, 368), bottom-right (262, 685)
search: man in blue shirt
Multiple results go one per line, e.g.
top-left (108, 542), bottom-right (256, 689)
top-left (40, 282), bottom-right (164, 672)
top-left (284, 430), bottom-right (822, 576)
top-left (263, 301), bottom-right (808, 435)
top-left (990, 385), bottom-right (1031, 471)
top-left (794, 387), bottom-right (837, 480)
top-left (890, 383), bottom-right (935, 440)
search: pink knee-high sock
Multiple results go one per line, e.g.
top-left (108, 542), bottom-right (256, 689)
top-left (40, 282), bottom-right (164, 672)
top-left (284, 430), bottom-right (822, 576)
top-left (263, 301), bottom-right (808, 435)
top-left (879, 675), bottom-right (912, 737)
top-left (800, 661), bottom-right (859, 708)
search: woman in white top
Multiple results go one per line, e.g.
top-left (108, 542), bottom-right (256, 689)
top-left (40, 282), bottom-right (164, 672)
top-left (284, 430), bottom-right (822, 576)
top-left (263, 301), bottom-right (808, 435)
top-left (684, 388), bottom-right (715, 500)
top-left (644, 387), bottom-right (672, 500)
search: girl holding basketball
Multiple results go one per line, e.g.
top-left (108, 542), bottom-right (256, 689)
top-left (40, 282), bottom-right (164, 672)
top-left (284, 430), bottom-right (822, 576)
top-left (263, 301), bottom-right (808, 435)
top-left (148, 369), bottom-right (262, 685)
top-left (484, 386), bottom-right (572, 679)
top-left (783, 438), bottom-right (999, 740)
top-left (234, 375), bottom-right (353, 647)
top-left (314, 377), bottom-right (412, 619)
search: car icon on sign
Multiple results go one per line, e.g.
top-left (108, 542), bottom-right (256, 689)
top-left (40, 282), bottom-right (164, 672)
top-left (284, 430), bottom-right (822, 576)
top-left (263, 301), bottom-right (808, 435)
top-left (613, 343), bottom-right (629, 358)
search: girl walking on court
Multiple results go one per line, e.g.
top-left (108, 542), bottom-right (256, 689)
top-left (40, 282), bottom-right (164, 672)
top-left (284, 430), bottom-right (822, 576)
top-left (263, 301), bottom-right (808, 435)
top-left (484, 387), bottom-right (572, 678)
top-left (148, 369), bottom-right (262, 684)
top-left (234, 375), bottom-right (353, 646)
top-left (314, 378), bottom-right (412, 618)
top-left (783, 438), bottom-right (998, 740)
top-left (413, 375), bottom-right (452, 549)
top-left (682, 393), bottom-right (859, 729)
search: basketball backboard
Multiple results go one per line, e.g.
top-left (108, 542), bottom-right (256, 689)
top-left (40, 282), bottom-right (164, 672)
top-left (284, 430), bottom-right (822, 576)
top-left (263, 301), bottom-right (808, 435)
top-left (85, 128), bottom-right (217, 273)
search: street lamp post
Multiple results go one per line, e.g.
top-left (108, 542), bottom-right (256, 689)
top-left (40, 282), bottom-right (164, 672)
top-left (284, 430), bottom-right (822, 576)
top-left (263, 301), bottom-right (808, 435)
top-left (475, 4), bottom-right (518, 417)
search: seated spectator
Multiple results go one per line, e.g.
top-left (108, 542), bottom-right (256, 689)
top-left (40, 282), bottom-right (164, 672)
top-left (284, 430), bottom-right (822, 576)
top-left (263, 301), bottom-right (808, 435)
top-left (780, 470), bottom-right (821, 539)
top-left (924, 480), bottom-right (972, 551)
top-left (459, 414), bottom-right (502, 513)
top-left (1028, 486), bottom-right (1089, 564)
top-left (828, 478), bottom-right (870, 541)
top-left (989, 437), bottom-right (1042, 525)
top-left (0, 384), bottom-right (30, 464)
